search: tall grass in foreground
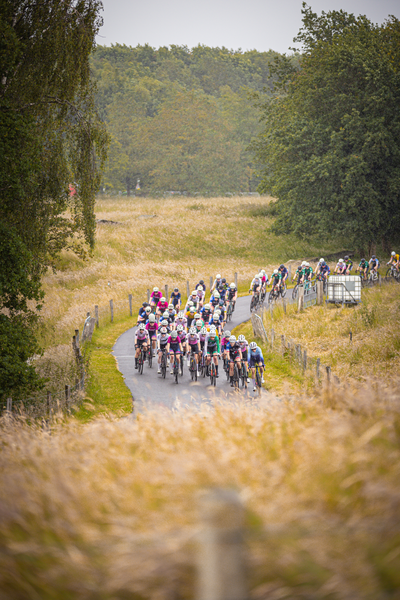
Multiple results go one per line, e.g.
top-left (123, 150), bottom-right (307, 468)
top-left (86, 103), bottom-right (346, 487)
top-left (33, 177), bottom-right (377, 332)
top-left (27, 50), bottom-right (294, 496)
top-left (1, 382), bottom-right (400, 599)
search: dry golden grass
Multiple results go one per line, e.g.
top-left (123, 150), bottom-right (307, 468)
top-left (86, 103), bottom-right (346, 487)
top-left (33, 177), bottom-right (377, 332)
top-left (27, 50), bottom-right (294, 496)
top-left (258, 282), bottom-right (400, 381)
top-left (1, 382), bottom-right (400, 598)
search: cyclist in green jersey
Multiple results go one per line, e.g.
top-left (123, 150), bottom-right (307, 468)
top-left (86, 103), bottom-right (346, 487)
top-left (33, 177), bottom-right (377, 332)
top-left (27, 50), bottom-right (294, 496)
top-left (343, 255), bottom-right (353, 274)
top-left (356, 259), bottom-right (369, 280)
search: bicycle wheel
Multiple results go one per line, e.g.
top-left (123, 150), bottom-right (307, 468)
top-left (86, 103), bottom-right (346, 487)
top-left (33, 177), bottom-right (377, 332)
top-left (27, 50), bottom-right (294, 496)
top-left (227, 303), bottom-right (232, 322)
top-left (250, 295), bottom-right (257, 312)
top-left (161, 353), bottom-right (166, 379)
top-left (209, 363), bottom-right (216, 386)
top-left (180, 355), bottom-right (184, 376)
top-left (233, 363), bottom-right (240, 389)
top-left (148, 348), bottom-right (152, 368)
top-left (268, 290), bottom-right (275, 304)
top-left (138, 350), bottom-right (144, 375)
top-left (255, 367), bottom-right (262, 393)
top-left (292, 284), bottom-right (298, 300)
top-left (225, 359), bottom-right (230, 381)
top-left (240, 363), bottom-right (247, 388)
top-left (174, 358), bottom-right (179, 384)
top-left (281, 285), bottom-right (287, 298)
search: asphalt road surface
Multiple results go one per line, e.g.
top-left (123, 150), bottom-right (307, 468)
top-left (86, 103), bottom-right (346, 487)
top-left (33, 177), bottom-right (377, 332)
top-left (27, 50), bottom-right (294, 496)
top-left (112, 295), bottom-right (278, 412)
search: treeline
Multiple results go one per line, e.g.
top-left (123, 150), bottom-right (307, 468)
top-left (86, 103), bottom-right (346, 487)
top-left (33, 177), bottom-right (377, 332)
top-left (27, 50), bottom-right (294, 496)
top-left (254, 5), bottom-right (400, 253)
top-left (90, 44), bottom-right (296, 195)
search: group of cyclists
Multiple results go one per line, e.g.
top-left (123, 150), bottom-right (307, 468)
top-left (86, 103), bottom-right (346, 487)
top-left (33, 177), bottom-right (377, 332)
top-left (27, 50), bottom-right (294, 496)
top-left (249, 252), bottom-right (399, 302)
top-left (134, 275), bottom-right (265, 392)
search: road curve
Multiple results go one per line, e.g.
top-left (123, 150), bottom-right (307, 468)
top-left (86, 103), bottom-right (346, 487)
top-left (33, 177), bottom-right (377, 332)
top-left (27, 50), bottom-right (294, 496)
top-left (112, 295), bottom-right (276, 412)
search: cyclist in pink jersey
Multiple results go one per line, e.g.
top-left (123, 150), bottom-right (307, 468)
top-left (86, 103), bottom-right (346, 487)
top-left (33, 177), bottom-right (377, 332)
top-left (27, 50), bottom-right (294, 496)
top-left (150, 287), bottom-right (162, 310)
top-left (134, 324), bottom-right (150, 369)
top-left (166, 330), bottom-right (183, 374)
top-left (145, 314), bottom-right (158, 356)
top-left (187, 327), bottom-right (201, 374)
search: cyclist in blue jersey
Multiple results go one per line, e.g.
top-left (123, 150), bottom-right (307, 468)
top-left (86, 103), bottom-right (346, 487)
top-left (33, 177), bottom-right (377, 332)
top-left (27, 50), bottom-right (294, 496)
top-left (248, 341), bottom-right (265, 392)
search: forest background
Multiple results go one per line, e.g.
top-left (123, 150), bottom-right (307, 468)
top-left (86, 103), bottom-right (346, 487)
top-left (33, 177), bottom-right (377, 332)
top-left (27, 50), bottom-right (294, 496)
top-left (90, 43), bottom-right (296, 195)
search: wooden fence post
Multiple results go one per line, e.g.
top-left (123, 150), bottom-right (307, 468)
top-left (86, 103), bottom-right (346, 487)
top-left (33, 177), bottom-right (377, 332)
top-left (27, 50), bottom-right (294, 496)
top-left (6, 397), bottom-right (12, 413)
top-left (65, 385), bottom-right (70, 410)
top-left (186, 280), bottom-right (190, 299)
top-left (196, 489), bottom-right (247, 600)
top-left (234, 272), bottom-right (238, 288)
top-left (281, 335), bottom-right (285, 357)
top-left (147, 289), bottom-right (150, 303)
top-left (129, 294), bottom-right (132, 317)
top-left (110, 299), bottom-right (114, 323)
top-left (326, 366), bottom-right (331, 383)
top-left (298, 285), bottom-right (304, 312)
top-left (210, 276), bottom-right (213, 291)
top-left (316, 280), bottom-right (323, 305)
top-left (303, 349), bottom-right (307, 372)
top-left (316, 358), bottom-right (320, 379)
top-left (165, 285), bottom-right (168, 302)
top-left (75, 329), bottom-right (79, 347)
top-left (95, 305), bottom-right (99, 328)
top-left (288, 264), bottom-right (292, 279)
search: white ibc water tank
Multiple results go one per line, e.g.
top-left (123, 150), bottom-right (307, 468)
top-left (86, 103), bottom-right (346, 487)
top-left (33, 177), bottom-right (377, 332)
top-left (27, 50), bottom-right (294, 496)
top-left (327, 275), bottom-right (362, 303)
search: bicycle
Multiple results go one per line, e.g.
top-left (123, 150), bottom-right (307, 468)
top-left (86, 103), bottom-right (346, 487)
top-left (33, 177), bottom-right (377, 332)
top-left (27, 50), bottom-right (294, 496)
top-left (367, 270), bottom-right (379, 286)
top-left (180, 354), bottom-right (184, 376)
top-left (240, 361), bottom-right (248, 389)
top-left (137, 346), bottom-right (147, 375)
top-left (223, 356), bottom-right (230, 381)
top-left (147, 346), bottom-right (153, 368)
top-left (209, 361), bottom-right (217, 387)
top-left (189, 353), bottom-right (197, 381)
top-left (268, 286), bottom-right (279, 303)
top-left (226, 302), bottom-right (233, 322)
top-left (385, 264), bottom-right (400, 281)
top-left (160, 348), bottom-right (167, 379)
top-left (173, 353), bottom-right (180, 384)
top-left (250, 291), bottom-right (261, 312)
top-left (292, 282), bottom-right (299, 300)
top-left (254, 363), bottom-right (263, 396)
top-left (232, 361), bottom-right (241, 389)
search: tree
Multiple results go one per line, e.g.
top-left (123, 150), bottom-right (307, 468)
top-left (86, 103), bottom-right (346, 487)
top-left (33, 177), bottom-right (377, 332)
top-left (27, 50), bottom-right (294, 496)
top-left (254, 4), bottom-right (400, 253)
top-left (0, 0), bottom-right (108, 400)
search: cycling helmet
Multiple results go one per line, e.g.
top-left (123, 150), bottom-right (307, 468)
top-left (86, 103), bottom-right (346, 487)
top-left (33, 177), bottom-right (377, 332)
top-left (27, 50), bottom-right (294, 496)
top-left (305, 262), bottom-right (310, 267)
top-left (214, 291), bottom-right (220, 298)
top-left (160, 327), bottom-right (167, 334)
top-left (261, 269), bottom-right (266, 275)
top-left (221, 278), bottom-right (226, 283)
top-left (196, 319), bottom-right (203, 327)
top-left (249, 341), bottom-right (257, 350)
top-left (176, 324), bottom-right (183, 331)
top-left (149, 314), bottom-right (156, 323)
top-left (273, 269), bottom-right (278, 274)
top-left (238, 334), bottom-right (246, 342)
top-left (229, 335), bottom-right (236, 343)
top-left (168, 303), bottom-right (174, 309)
top-left (200, 327), bottom-right (207, 335)
top-left (138, 323), bottom-right (145, 330)
top-left (199, 280), bottom-right (204, 285)
top-left (372, 255), bottom-right (376, 259)
top-left (153, 287), bottom-right (159, 292)
top-left (224, 330), bottom-right (231, 338)
top-left (161, 319), bottom-right (168, 326)
top-left (216, 274), bottom-right (221, 279)
top-left (204, 303), bottom-right (211, 309)
top-left (214, 310), bottom-right (221, 316)
top-left (344, 255), bottom-right (349, 260)
top-left (194, 313), bottom-right (200, 319)
top-left (213, 314), bottom-right (219, 321)
top-left (174, 287), bottom-right (179, 292)
top-left (188, 301), bottom-right (194, 307)
top-left (145, 306), bottom-right (151, 313)
top-left (171, 330), bottom-right (178, 338)
top-left (302, 261), bottom-right (307, 266)
top-left (163, 310), bottom-right (169, 317)
top-left (197, 285), bottom-right (203, 291)
top-left (391, 251), bottom-right (396, 256)
top-left (219, 299), bottom-right (225, 306)
top-left (361, 258), bottom-right (366, 262)
top-left (230, 283), bottom-right (235, 288)
top-left (191, 290), bottom-right (197, 296)
top-left (258, 273), bottom-right (263, 278)
top-left (142, 302), bottom-right (148, 308)
top-left (319, 258), bottom-right (324, 263)
top-left (338, 259), bottom-right (344, 263)
top-left (160, 296), bottom-right (166, 302)
top-left (189, 327), bottom-right (197, 334)
top-left (189, 306), bottom-right (196, 313)
top-left (279, 264), bottom-right (285, 269)
top-left (178, 311), bottom-right (184, 318)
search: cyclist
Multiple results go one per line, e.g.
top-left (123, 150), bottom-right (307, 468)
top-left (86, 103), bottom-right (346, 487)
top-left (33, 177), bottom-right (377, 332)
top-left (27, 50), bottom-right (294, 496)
top-left (189, 290), bottom-right (199, 309)
top-left (134, 324), bottom-right (150, 369)
top-left (165, 307), bottom-right (176, 328)
top-left (145, 314), bottom-right (158, 356)
top-left (150, 287), bottom-right (162, 311)
top-left (334, 259), bottom-right (346, 275)
top-left (204, 327), bottom-right (220, 377)
top-left (166, 330), bottom-right (183, 375)
top-left (199, 326), bottom-right (208, 355)
top-left (260, 269), bottom-right (269, 288)
top-left (210, 312), bottom-right (223, 336)
top-left (319, 261), bottom-right (330, 282)
top-left (237, 334), bottom-right (250, 383)
top-left (278, 264), bottom-right (288, 287)
top-left (343, 255), bottom-right (353, 274)
top-left (196, 285), bottom-right (205, 308)
top-left (175, 311), bottom-right (187, 331)
top-left (249, 273), bottom-right (262, 298)
top-left (156, 326), bottom-right (170, 374)
top-left (356, 258), bottom-right (369, 280)
top-left (211, 274), bottom-right (222, 292)
top-left (137, 303), bottom-right (151, 324)
top-left (194, 318), bottom-right (205, 333)
top-left (217, 278), bottom-right (228, 302)
top-left (301, 262), bottom-right (313, 284)
top-left (176, 324), bottom-right (187, 356)
top-left (186, 327), bottom-right (201, 374)
top-left (227, 335), bottom-right (243, 387)
top-left (195, 279), bottom-right (206, 292)
top-left (170, 287), bottom-right (181, 310)
top-left (293, 262), bottom-right (306, 285)
top-left (248, 341), bottom-right (265, 392)
top-left (270, 269), bottom-right (282, 294)
top-left (387, 251), bottom-right (400, 272)
top-left (227, 282), bottom-right (237, 310)
top-left (210, 290), bottom-right (221, 311)
top-left (369, 255), bottom-right (380, 275)
top-left (156, 296), bottom-right (169, 317)
top-left (160, 318), bottom-right (171, 335)
top-left (200, 303), bottom-right (212, 323)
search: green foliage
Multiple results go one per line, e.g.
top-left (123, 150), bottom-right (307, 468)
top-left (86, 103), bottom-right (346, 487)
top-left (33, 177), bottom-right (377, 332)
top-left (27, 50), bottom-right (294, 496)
top-left (90, 44), bottom-right (298, 194)
top-left (0, 224), bottom-right (44, 402)
top-left (254, 4), bottom-right (400, 252)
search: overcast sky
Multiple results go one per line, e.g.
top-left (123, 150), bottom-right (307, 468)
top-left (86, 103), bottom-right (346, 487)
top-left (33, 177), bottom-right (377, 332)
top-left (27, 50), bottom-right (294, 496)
top-left (96, 0), bottom-right (399, 54)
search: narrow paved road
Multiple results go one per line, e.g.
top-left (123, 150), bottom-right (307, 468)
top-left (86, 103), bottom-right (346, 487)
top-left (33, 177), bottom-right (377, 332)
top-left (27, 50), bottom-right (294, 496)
top-left (113, 295), bottom-right (278, 412)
